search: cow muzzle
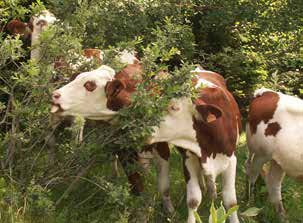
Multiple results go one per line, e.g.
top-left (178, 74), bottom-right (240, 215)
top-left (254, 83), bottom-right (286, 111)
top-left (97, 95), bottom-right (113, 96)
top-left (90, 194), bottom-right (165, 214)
top-left (51, 91), bottom-right (64, 114)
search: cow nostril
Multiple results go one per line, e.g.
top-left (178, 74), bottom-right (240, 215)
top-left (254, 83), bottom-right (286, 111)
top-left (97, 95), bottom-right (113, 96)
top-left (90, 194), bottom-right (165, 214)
top-left (52, 92), bottom-right (61, 100)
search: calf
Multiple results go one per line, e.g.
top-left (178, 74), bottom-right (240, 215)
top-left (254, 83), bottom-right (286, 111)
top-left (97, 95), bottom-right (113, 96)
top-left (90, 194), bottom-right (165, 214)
top-left (51, 64), bottom-right (241, 223)
top-left (246, 88), bottom-right (303, 220)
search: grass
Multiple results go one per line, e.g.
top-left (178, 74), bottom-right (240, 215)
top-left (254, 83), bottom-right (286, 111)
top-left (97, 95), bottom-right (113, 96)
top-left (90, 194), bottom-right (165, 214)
top-left (138, 133), bottom-right (303, 223)
top-left (1, 133), bottom-right (303, 223)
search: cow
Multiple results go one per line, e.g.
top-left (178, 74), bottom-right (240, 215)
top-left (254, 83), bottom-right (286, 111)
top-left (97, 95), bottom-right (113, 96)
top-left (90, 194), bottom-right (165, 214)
top-left (6, 10), bottom-right (103, 66)
top-left (51, 64), bottom-right (241, 223)
top-left (246, 87), bottom-right (303, 220)
top-left (51, 63), bottom-right (175, 214)
top-left (8, 11), bottom-right (158, 205)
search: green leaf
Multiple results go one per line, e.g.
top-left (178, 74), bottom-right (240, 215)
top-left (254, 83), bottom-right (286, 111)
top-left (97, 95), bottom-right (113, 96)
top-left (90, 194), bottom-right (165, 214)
top-left (194, 211), bottom-right (203, 223)
top-left (210, 202), bottom-right (217, 223)
top-left (217, 203), bottom-right (227, 223)
top-left (240, 207), bottom-right (262, 217)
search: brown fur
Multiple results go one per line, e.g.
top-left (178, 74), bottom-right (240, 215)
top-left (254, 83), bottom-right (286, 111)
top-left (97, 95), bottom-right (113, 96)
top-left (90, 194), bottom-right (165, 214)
top-left (154, 142), bottom-right (170, 161)
top-left (6, 19), bottom-right (31, 38)
top-left (248, 91), bottom-right (279, 134)
top-left (265, 122), bottom-right (281, 137)
top-left (128, 172), bottom-right (144, 194)
top-left (105, 64), bottom-right (142, 111)
top-left (193, 85), bottom-right (239, 162)
top-left (83, 48), bottom-right (102, 63)
top-left (177, 148), bottom-right (191, 183)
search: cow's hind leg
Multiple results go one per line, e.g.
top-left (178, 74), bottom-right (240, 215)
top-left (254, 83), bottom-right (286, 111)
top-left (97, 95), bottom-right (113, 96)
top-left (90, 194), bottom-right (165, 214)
top-left (153, 142), bottom-right (174, 214)
top-left (265, 160), bottom-right (287, 222)
top-left (222, 154), bottom-right (239, 223)
top-left (182, 151), bottom-right (202, 223)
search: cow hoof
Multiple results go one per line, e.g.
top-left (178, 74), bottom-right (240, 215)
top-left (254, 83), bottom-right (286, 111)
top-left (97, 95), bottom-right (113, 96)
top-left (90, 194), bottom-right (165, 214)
top-left (163, 200), bottom-right (175, 214)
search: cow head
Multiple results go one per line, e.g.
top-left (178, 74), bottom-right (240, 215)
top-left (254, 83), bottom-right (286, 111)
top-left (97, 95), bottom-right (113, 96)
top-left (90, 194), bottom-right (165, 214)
top-left (6, 10), bottom-right (56, 38)
top-left (30, 10), bottom-right (56, 34)
top-left (51, 65), bottom-right (117, 120)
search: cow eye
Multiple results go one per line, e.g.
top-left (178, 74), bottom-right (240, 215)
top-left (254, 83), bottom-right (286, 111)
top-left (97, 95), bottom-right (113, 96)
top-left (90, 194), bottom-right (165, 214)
top-left (84, 81), bottom-right (97, 92)
top-left (168, 104), bottom-right (180, 112)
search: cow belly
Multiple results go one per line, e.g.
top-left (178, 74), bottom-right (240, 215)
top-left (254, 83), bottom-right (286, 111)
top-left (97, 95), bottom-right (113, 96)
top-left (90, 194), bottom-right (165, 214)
top-left (249, 121), bottom-right (303, 178)
top-left (169, 139), bottom-right (202, 157)
top-left (202, 153), bottom-right (232, 177)
top-left (272, 130), bottom-right (303, 178)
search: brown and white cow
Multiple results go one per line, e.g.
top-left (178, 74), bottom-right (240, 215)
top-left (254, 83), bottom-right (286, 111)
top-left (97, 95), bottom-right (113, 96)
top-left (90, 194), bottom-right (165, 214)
top-left (6, 10), bottom-right (103, 66)
top-left (51, 63), bottom-right (175, 214)
top-left (51, 65), bottom-right (241, 223)
top-left (246, 88), bottom-right (303, 220)
top-left (6, 10), bottom-right (57, 61)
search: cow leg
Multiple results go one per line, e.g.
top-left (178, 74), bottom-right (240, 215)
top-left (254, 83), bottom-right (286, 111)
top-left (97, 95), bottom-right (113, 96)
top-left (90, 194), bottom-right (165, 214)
top-left (112, 154), bottom-right (120, 177)
top-left (222, 154), bottom-right (239, 223)
top-left (206, 174), bottom-right (217, 200)
top-left (265, 160), bottom-right (287, 221)
top-left (116, 150), bottom-right (144, 195)
top-left (153, 142), bottom-right (174, 214)
top-left (183, 151), bottom-right (202, 223)
top-left (246, 152), bottom-right (269, 198)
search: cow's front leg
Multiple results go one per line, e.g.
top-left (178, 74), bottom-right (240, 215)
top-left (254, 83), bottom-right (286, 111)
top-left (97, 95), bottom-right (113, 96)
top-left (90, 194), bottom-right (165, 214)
top-left (182, 150), bottom-right (202, 223)
top-left (153, 142), bottom-right (174, 214)
top-left (116, 149), bottom-right (144, 195)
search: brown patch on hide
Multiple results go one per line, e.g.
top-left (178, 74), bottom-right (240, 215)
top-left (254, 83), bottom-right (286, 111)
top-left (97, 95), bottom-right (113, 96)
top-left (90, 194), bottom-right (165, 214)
top-left (84, 81), bottom-right (97, 92)
top-left (265, 122), bottom-right (281, 137)
top-left (177, 148), bottom-right (191, 183)
top-left (6, 19), bottom-right (30, 37)
top-left (193, 86), bottom-right (239, 162)
top-left (248, 91), bottom-right (279, 135)
top-left (296, 175), bottom-right (303, 182)
top-left (154, 142), bottom-right (170, 161)
top-left (197, 71), bottom-right (242, 132)
top-left (83, 48), bottom-right (102, 64)
top-left (188, 199), bottom-right (199, 209)
top-left (128, 172), bottom-right (144, 194)
top-left (105, 64), bottom-right (142, 111)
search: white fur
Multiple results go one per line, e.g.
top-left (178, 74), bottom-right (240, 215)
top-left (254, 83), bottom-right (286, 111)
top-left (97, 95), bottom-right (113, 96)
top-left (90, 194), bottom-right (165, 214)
top-left (253, 87), bottom-right (274, 98)
top-left (117, 50), bottom-right (139, 65)
top-left (191, 67), bottom-right (215, 74)
top-left (52, 65), bottom-right (116, 119)
top-left (149, 97), bottom-right (202, 157)
top-left (31, 10), bottom-right (57, 60)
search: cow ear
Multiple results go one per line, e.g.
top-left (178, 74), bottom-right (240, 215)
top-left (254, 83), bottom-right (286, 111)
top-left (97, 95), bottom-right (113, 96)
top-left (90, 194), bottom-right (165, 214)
top-left (105, 79), bottom-right (126, 97)
top-left (196, 104), bottom-right (222, 123)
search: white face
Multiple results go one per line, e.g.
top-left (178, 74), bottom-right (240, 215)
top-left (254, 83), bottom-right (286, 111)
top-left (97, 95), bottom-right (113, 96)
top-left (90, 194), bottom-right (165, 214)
top-left (51, 65), bottom-right (117, 120)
